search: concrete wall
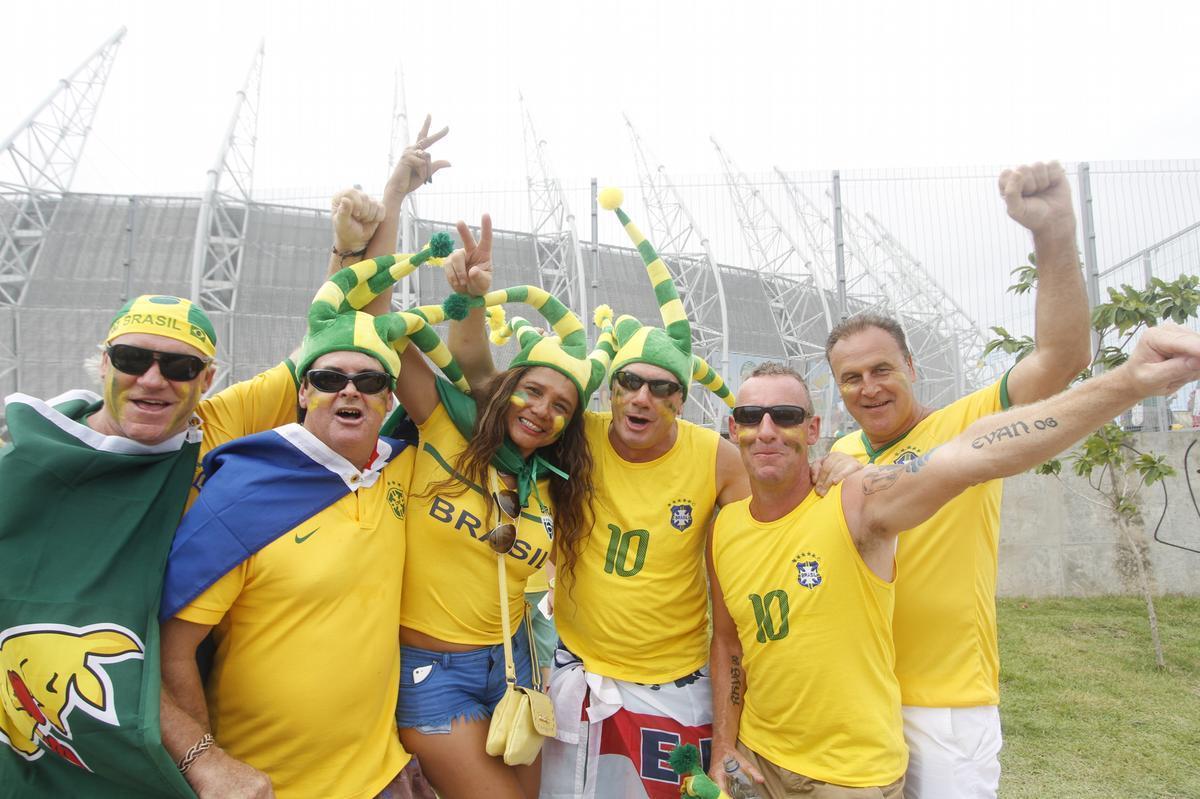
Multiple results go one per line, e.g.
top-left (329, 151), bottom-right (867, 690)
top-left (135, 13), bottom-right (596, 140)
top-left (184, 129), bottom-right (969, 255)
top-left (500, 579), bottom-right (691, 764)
top-left (997, 430), bottom-right (1200, 596)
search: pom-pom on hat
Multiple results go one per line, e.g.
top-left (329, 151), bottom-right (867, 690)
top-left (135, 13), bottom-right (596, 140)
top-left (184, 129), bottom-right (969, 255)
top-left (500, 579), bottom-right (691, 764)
top-left (107, 295), bottom-right (217, 357)
top-left (599, 187), bottom-right (735, 405)
top-left (295, 233), bottom-right (456, 380)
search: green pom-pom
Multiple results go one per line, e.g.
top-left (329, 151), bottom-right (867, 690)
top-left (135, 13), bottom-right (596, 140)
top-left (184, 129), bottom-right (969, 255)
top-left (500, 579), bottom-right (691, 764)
top-left (442, 292), bottom-right (472, 321)
top-left (429, 231), bottom-right (454, 258)
top-left (598, 186), bottom-right (624, 211)
top-left (668, 743), bottom-right (701, 776)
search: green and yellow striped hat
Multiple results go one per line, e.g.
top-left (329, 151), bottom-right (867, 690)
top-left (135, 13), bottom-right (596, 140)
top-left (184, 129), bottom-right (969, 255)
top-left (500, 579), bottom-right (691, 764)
top-left (598, 186), bottom-right (734, 406)
top-left (106, 295), bottom-right (217, 357)
top-left (295, 233), bottom-right (457, 381)
top-left (444, 285), bottom-right (618, 404)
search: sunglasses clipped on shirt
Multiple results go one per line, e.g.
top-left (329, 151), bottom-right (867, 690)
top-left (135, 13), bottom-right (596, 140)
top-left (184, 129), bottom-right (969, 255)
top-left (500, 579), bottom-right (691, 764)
top-left (731, 404), bottom-right (811, 427)
top-left (613, 370), bottom-right (682, 399)
top-left (106, 344), bottom-right (212, 382)
top-left (305, 369), bottom-right (394, 395)
top-left (484, 487), bottom-right (521, 555)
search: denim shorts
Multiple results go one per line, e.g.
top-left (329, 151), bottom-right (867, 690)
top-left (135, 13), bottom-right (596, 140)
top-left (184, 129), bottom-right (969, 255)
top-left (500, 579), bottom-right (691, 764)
top-left (396, 622), bottom-right (535, 735)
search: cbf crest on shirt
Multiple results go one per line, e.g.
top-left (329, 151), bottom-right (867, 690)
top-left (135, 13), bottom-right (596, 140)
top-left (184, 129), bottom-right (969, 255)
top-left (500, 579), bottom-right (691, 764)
top-left (669, 498), bottom-right (695, 532)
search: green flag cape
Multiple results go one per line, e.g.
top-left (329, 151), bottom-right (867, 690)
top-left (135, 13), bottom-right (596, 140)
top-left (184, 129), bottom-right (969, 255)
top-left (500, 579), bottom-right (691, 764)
top-left (0, 390), bottom-right (197, 798)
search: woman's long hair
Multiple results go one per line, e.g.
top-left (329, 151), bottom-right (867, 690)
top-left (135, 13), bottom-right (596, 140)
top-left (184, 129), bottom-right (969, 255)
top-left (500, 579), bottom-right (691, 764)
top-left (425, 366), bottom-right (594, 581)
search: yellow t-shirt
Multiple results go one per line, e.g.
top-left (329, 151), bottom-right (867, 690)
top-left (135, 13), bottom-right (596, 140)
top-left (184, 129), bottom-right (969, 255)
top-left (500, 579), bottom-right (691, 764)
top-left (524, 566), bottom-right (550, 593)
top-left (713, 485), bottom-right (906, 787)
top-left (175, 444), bottom-right (415, 799)
top-left (399, 403), bottom-right (554, 644)
top-left (192, 362), bottom-right (298, 506)
top-left (555, 411), bottom-right (718, 683)
top-left (831, 378), bottom-right (1008, 707)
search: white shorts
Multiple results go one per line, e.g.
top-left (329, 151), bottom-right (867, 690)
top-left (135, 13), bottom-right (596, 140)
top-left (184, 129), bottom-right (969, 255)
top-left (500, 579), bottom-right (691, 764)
top-left (901, 705), bottom-right (1001, 799)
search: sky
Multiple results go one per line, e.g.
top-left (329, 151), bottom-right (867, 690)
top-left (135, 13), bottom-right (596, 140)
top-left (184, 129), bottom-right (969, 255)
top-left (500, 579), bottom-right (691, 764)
top-left (3, 0), bottom-right (1200, 202)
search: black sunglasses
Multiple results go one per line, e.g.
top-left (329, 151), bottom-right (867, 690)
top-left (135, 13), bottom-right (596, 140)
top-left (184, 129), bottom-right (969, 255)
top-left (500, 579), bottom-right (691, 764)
top-left (731, 405), bottom-right (811, 427)
top-left (484, 488), bottom-right (521, 555)
top-left (613, 370), bottom-right (682, 399)
top-left (106, 344), bottom-right (211, 382)
top-left (306, 369), bottom-right (393, 395)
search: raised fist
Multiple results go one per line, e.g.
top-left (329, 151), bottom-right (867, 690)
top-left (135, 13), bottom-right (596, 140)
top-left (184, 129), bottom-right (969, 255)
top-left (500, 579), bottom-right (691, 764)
top-left (998, 161), bottom-right (1076, 242)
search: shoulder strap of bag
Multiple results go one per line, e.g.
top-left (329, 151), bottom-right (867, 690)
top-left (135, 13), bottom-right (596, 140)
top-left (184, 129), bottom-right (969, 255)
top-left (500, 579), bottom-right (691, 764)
top-left (491, 469), bottom-right (520, 689)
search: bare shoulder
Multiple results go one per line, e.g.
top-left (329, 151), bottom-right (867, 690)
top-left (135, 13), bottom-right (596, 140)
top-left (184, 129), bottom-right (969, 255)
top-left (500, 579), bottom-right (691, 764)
top-left (715, 435), bottom-right (749, 506)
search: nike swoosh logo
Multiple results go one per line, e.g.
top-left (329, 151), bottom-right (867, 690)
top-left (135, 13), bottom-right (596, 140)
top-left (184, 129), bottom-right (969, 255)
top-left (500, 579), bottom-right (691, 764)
top-left (294, 527), bottom-right (319, 543)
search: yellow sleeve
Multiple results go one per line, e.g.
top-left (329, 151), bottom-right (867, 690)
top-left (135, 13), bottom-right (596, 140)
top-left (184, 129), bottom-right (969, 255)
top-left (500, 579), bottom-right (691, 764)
top-left (197, 362), bottom-right (299, 451)
top-left (174, 561), bottom-right (249, 627)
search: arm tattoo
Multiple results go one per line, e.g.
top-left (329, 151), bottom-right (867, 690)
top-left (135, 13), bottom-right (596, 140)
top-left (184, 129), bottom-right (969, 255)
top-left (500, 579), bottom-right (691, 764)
top-left (730, 655), bottom-right (742, 705)
top-left (861, 448), bottom-right (938, 495)
top-left (971, 417), bottom-right (1057, 449)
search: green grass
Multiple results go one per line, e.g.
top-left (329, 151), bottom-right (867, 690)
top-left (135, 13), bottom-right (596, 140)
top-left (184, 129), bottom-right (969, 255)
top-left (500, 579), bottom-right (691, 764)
top-left (998, 596), bottom-right (1200, 799)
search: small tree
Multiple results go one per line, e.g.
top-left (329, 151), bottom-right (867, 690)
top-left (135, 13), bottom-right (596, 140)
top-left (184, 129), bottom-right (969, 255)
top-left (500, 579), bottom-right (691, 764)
top-left (986, 266), bottom-right (1200, 668)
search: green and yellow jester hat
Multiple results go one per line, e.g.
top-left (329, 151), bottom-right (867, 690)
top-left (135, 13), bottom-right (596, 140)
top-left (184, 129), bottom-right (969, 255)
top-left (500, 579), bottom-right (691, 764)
top-left (426, 291), bottom-right (619, 506)
top-left (295, 233), bottom-right (466, 385)
top-left (107, 295), bottom-right (217, 357)
top-left (598, 186), bottom-right (735, 408)
top-left (455, 285), bottom-right (618, 405)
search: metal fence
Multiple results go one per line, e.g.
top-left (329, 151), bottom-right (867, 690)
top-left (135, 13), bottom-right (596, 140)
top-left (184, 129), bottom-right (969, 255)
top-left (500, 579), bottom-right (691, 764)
top-left (2, 159), bottom-right (1198, 439)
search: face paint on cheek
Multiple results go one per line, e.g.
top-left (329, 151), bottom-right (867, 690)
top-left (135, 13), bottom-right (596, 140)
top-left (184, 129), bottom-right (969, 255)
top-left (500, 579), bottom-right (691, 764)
top-left (509, 391), bottom-right (529, 409)
top-left (735, 427), bottom-right (757, 445)
top-left (364, 393), bottom-right (388, 416)
top-left (550, 415), bottom-right (566, 436)
top-left (167, 382), bottom-right (204, 431)
top-left (780, 425), bottom-right (807, 451)
top-left (306, 393), bottom-right (325, 412)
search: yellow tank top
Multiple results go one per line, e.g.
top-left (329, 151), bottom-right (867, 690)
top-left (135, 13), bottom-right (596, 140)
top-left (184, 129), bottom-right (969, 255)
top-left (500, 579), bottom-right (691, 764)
top-left (712, 485), bottom-right (906, 787)
top-left (832, 379), bottom-right (1007, 707)
top-left (556, 411), bottom-right (718, 682)
top-left (399, 404), bottom-right (554, 644)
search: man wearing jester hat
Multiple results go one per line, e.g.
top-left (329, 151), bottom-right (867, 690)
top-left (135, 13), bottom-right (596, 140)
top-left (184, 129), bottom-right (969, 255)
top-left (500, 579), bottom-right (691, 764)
top-left (436, 188), bottom-right (855, 798)
top-left (158, 227), bottom-right (462, 798)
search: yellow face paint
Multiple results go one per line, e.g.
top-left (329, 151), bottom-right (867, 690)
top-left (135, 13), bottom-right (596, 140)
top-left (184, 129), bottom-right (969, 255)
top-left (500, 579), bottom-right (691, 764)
top-left (509, 391), bottom-right (529, 408)
top-left (551, 414), bottom-right (566, 435)
top-left (306, 393), bottom-right (325, 411)
top-left (364, 392), bottom-right (388, 416)
top-left (735, 426), bottom-right (757, 445)
top-left (779, 424), bottom-right (807, 450)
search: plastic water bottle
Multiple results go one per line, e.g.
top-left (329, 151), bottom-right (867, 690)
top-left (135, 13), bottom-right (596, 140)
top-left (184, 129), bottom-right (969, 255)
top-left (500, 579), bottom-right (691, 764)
top-left (723, 757), bottom-right (762, 799)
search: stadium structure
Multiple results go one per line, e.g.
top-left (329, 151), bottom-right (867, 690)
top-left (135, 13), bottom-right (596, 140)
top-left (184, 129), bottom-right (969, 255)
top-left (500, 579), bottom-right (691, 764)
top-left (1, 30), bottom-right (1000, 439)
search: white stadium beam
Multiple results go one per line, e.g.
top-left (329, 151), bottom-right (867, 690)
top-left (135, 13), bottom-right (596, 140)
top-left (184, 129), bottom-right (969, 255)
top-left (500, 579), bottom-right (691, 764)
top-left (189, 41), bottom-right (264, 391)
top-left (520, 94), bottom-right (588, 329)
top-left (712, 139), bottom-right (837, 416)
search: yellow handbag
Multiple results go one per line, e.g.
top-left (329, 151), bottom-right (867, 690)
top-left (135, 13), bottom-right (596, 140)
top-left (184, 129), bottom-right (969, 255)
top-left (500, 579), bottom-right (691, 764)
top-left (484, 490), bottom-right (556, 765)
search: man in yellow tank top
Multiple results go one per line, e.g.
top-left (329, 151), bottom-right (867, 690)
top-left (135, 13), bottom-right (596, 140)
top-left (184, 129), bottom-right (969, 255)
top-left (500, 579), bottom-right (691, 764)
top-left (710, 332), bottom-right (1200, 798)
top-left (452, 190), bottom-right (855, 798)
top-left (826, 162), bottom-right (1092, 798)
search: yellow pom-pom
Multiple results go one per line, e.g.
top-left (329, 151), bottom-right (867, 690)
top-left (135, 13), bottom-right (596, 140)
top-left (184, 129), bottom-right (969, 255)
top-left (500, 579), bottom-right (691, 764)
top-left (593, 304), bottom-right (614, 328)
top-left (486, 306), bottom-right (512, 345)
top-left (598, 187), bottom-right (624, 211)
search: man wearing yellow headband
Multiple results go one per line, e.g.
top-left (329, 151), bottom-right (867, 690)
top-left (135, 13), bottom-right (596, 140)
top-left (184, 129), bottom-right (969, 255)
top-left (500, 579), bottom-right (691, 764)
top-left (0, 131), bottom-right (446, 796)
